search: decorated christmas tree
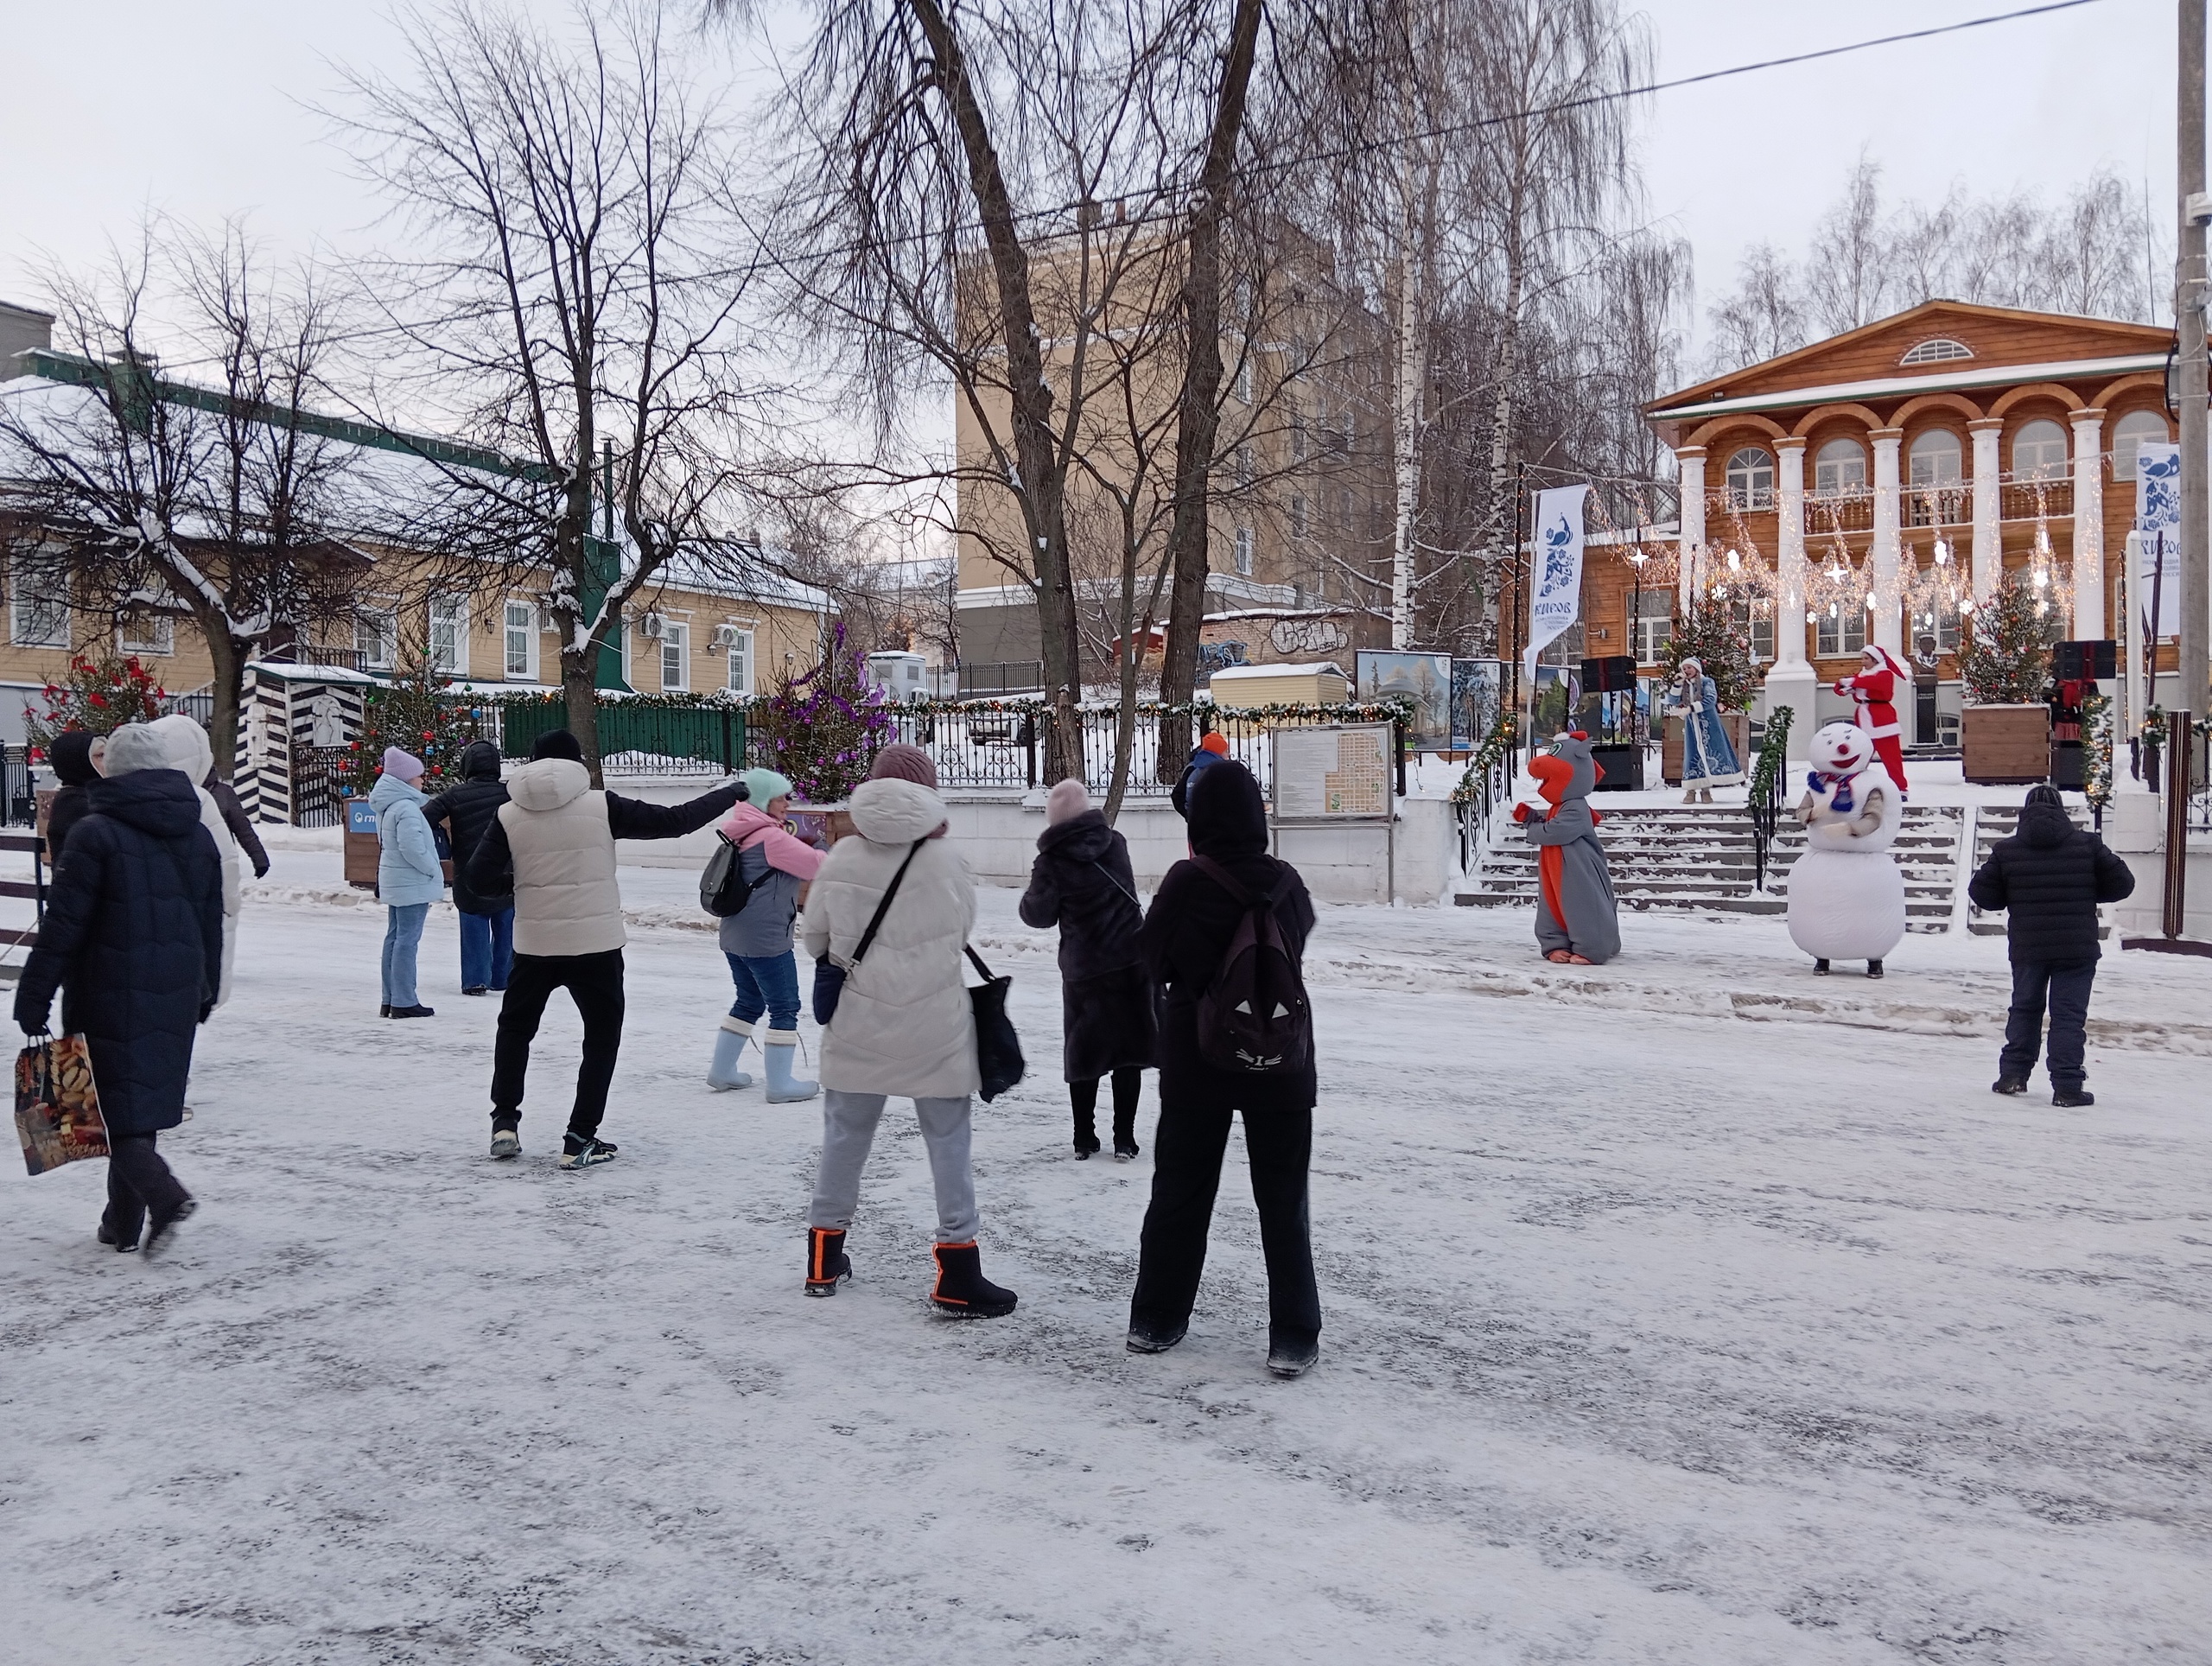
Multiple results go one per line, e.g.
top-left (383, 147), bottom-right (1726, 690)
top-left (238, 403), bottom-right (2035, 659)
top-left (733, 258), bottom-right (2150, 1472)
top-left (27, 654), bottom-right (168, 758)
top-left (1658, 601), bottom-right (1758, 710)
top-left (346, 658), bottom-right (493, 794)
top-left (1956, 571), bottom-right (2056, 705)
top-left (747, 622), bottom-right (899, 801)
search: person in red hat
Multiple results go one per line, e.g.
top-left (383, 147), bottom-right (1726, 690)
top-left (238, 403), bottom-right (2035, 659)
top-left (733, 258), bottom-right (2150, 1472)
top-left (1834, 645), bottom-right (1910, 798)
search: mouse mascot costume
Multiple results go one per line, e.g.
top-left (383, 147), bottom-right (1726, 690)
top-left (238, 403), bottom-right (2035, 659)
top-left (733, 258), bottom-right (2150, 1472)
top-left (1511, 731), bottom-right (1621, 965)
top-left (1833, 645), bottom-right (1911, 798)
top-left (1787, 721), bottom-right (1906, 977)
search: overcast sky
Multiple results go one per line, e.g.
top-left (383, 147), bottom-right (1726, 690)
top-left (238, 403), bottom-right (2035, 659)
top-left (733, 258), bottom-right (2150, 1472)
top-left (0, 0), bottom-right (2183, 362)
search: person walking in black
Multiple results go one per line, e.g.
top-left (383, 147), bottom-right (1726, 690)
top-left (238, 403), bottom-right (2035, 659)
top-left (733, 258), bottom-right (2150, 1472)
top-left (1126, 760), bottom-right (1322, 1377)
top-left (14, 722), bottom-right (224, 1256)
top-left (425, 739), bottom-right (514, 996)
top-left (43, 729), bottom-right (102, 872)
top-left (1967, 783), bottom-right (2135, 1107)
top-left (203, 766), bottom-right (270, 879)
top-left (1019, 778), bottom-right (1155, 1159)
top-left (465, 729), bottom-right (740, 1167)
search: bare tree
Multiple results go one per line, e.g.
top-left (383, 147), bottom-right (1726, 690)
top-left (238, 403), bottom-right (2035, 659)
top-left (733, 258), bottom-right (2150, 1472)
top-left (1707, 244), bottom-right (1808, 370)
top-left (1805, 156), bottom-right (1892, 335)
top-left (332, 0), bottom-right (776, 781)
top-left (0, 223), bottom-right (365, 773)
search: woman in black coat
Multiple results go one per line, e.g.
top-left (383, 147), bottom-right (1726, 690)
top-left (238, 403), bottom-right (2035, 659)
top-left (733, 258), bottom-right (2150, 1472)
top-left (1019, 779), bottom-right (1156, 1159)
top-left (43, 729), bottom-right (100, 872)
top-left (1125, 760), bottom-right (1321, 1378)
top-left (15, 723), bottom-right (225, 1256)
top-left (424, 739), bottom-right (514, 995)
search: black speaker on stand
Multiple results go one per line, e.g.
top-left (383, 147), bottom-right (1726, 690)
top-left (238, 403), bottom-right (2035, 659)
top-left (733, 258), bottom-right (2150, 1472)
top-left (1580, 655), bottom-right (1643, 791)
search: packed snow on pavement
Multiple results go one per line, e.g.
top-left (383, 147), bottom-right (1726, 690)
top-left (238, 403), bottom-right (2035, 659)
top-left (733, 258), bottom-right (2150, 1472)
top-left (3, 837), bottom-right (2208, 1664)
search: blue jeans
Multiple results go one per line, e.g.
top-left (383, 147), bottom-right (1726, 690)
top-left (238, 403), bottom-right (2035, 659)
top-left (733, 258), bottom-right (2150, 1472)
top-left (460, 908), bottom-right (515, 991)
top-left (2000, 958), bottom-right (2096, 1091)
top-left (382, 903), bottom-right (430, 1008)
top-left (726, 951), bottom-right (801, 1032)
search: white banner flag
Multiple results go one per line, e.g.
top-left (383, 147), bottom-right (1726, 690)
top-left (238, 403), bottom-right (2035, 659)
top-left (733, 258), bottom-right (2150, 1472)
top-left (2135, 441), bottom-right (2181, 639)
top-left (1524, 484), bottom-right (1590, 675)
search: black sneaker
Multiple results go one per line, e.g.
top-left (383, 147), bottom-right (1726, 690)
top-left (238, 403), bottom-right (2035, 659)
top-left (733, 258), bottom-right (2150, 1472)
top-left (1866, 959), bottom-right (1884, 979)
top-left (1073, 1133), bottom-right (1101, 1160)
top-left (462, 986), bottom-right (488, 997)
top-left (559, 1135), bottom-right (619, 1170)
top-left (1812, 958), bottom-right (1831, 976)
top-left (1113, 1137), bottom-right (1140, 1161)
top-left (379, 1004), bottom-right (391, 1018)
top-left (390, 1004), bottom-right (436, 1019)
top-left (2053, 1088), bottom-right (2095, 1108)
top-left (805, 1227), bottom-right (852, 1297)
top-left (1266, 1336), bottom-right (1320, 1378)
top-left (142, 1198), bottom-right (197, 1259)
top-left (1992, 1078), bottom-right (2028, 1096)
top-left (930, 1241), bottom-right (1016, 1319)
top-left (1125, 1321), bottom-right (1186, 1354)
top-left (490, 1127), bottom-right (521, 1160)
top-left (96, 1223), bottom-right (140, 1253)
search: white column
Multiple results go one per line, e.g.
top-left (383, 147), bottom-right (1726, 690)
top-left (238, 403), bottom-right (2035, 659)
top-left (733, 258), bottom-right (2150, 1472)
top-left (2070, 407), bottom-right (2106, 638)
top-left (1675, 446), bottom-right (1707, 589)
top-left (1869, 428), bottom-right (1904, 654)
top-left (1968, 417), bottom-right (2003, 604)
top-left (1764, 438), bottom-right (1817, 764)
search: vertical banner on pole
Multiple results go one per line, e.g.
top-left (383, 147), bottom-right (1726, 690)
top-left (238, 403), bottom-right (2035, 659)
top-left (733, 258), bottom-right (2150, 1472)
top-left (1524, 484), bottom-right (1591, 679)
top-left (2136, 442), bottom-right (2181, 640)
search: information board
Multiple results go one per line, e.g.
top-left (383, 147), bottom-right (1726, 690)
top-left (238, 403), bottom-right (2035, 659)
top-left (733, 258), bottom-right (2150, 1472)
top-left (1272, 724), bottom-right (1392, 819)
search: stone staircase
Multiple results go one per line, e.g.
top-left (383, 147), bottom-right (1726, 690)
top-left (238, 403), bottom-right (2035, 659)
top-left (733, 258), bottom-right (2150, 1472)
top-left (1457, 803), bottom-right (1967, 932)
top-left (1965, 802), bottom-right (2095, 936)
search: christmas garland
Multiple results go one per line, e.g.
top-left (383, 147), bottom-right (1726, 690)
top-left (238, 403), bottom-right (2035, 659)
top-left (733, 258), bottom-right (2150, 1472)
top-left (2082, 688), bottom-right (2113, 810)
top-left (1450, 713), bottom-right (1520, 805)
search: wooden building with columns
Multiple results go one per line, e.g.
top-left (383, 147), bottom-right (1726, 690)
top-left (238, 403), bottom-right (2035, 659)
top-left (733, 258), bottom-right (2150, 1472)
top-left (1605, 300), bottom-right (2171, 760)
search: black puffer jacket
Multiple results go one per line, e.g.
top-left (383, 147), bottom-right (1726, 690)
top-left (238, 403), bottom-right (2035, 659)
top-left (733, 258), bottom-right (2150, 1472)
top-left (1967, 794), bottom-right (2135, 963)
top-left (1020, 809), bottom-right (1156, 1082)
top-left (44, 730), bottom-right (99, 872)
top-left (1138, 761), bottom-right (1315, 1110)
top-left (424, 740), bottom-right (513, 915)
top-left (14, 767), bottom-right (225, 1136)
top-left (205, 772), bottom-right (271, 878)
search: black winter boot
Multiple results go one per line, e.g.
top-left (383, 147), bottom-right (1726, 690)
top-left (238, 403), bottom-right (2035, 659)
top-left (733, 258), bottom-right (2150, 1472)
top-left (931, 1241), bottom-right (1017, 1318)
top-left (1866, 959), bottom-right (1885, 978)
top-left (1813, 958), bottom-right (1831, 975)
top-left (2053, 1087), bottom-right (2096, 1108)
top-left (806, 1227), bottom-right (852, 1297)
top-left (1991, 1077), bottom-right (2028, 1096)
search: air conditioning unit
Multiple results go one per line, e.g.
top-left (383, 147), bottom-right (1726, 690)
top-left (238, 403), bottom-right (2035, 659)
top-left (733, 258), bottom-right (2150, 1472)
top-left (709, 624), bottom-right (741, 651)
top-left (641, 612), bottom-right (664, 640)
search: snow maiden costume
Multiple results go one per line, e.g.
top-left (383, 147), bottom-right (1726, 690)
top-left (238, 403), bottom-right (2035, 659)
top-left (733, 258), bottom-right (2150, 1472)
top-left (1511, 731), bottom-right (1621, 965)
top-left (1833, 645), bottom-right (1911, 798)
top-left (1786, 721), bottom-right (1906, 977)
top-left (1668, 657), bottom-right (1742, 802)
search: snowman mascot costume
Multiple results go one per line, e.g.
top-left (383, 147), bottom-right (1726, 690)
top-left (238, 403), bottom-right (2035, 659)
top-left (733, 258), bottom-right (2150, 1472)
top-left (1786, 721), bottom-right (1906, 977)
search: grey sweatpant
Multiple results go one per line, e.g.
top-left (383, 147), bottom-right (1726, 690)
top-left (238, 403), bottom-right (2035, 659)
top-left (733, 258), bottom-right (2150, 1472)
top-left (809, 1089), bottom-right (979, 1243)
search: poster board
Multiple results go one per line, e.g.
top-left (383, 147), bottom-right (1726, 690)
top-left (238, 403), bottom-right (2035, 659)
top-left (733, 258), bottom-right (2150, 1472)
top-left (1355, 651), bottom-right (1452, 751)
top-left (1451, 658), bottom-right (1503, 750)
top-left (1270, 723), bottom-right (1393, 820)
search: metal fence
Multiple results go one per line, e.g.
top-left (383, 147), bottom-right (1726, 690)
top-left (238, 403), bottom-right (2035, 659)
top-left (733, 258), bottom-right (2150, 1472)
top-left (499, 698), bottom-right (747, 777)
top-left (1, 747), bottom-right (35, 827)
top-left (291, 745), bottom-right (355, 829)
top-left (926, 661), bottom-right (1045, 699)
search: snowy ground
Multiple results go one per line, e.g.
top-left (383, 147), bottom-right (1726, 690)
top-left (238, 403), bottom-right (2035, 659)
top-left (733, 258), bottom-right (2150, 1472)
top-left (3, 843), bottom-right (2209, 1664)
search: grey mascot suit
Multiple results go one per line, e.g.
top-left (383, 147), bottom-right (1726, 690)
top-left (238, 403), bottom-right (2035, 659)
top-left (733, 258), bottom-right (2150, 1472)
top-left (1518, 731), bottom-right (1622, 964)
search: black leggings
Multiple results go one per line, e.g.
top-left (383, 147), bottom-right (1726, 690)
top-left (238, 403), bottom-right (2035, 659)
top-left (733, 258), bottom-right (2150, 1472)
top-left (1071, 1067), bottom-right (1143, 1141)
top-left (490, 949), bottom-right (626, 1138)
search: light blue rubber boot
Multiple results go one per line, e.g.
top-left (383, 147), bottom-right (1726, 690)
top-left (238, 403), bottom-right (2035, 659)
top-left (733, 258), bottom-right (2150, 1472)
top-left (763, 1029), bottom-right (817, 1103)
top-left (708, 1019), bottom-right (755, 1091)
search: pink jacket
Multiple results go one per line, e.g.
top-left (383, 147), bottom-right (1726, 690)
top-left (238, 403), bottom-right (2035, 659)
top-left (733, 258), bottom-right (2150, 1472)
top-left (717, 802), bottom-right (826, 881)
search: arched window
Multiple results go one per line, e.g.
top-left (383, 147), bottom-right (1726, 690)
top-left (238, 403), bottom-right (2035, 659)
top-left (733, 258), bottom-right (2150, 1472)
top-left (2012, 418), bottom-right (2069, 480)
top-left (1901, 338), bottom-right (1974, 366)
top-left (1725, 447), bottom-right (1774, 509)
top-left (1813, 437), bottom-right (1866, 497)
top-left (1908, 429), bottom-right (1963, 486)
top-left (2112, 408), bottom-right (2171, 480)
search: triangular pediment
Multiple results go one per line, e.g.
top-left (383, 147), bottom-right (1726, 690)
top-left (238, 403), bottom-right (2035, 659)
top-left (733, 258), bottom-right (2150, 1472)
top-left (1650, 300), bottom-right (2173, 416)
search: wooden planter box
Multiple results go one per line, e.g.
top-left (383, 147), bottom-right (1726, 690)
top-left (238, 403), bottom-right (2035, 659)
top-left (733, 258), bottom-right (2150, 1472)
top-left (1962, 704), bottom-right (2050, 785)
top-left (1662, 710), bottom-right (1750, 785)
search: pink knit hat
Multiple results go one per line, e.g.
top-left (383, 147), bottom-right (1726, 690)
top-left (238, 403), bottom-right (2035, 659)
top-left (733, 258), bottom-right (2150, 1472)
top-left (1045, 778), bottom-right (1090, 824)
top-left (382, 747), bottom-right (424, 783)
top-left (868, 742), bottom-right (938, 789)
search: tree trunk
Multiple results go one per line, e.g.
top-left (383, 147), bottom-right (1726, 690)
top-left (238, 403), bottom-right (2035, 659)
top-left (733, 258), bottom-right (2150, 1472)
top-left (1480, 219), bottom-right (1527, 658)
top-left (1157, 0), bottom-right (1265, 743)
top-left (206, 626), bottom-right (245, 785)
top-left (1389, 164), bottom-right (1428, 651)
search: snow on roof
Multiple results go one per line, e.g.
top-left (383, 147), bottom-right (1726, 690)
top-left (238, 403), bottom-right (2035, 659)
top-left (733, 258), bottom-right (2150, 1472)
top-left (1209, 661), bottom-right (1347, 681)
top-left (1648, 352), bottom-right (2166, 422)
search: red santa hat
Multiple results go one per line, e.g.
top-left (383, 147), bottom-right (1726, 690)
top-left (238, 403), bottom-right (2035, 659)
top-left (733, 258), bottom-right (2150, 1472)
top-left (1861, 645), bottom-right (1910, 680)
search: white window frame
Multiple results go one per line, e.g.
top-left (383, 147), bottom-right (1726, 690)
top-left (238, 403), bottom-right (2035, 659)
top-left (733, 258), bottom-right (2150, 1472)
top-left (1908, 429), bottom-right (1963, 486)
top-left (118, 609), bottom-right (174, 656)
top-left (1233, 526), bottom-right (1255, 576)
top-left (429, 595), bottom-right (469, 677)
top-left (1815, 602), bottom-right (1866, 658)
top-left (1813, 438), bottom-right (1866, 497)
top-left (2112, 409), bottom-right (2170, 480)
top-left (355, 601), bottom-right (399, 671)
top-left (726, 626), bottom-right (754, 696)
top-left (659, 619), bottom-right (690, 691)
top-left (504, 598), bottom-right (540, 681)
top-left (10, 556), bottom-right (70, 649)
top-left (2010, 418), bottom-right (2069, 480)
top-left (1289, 493), bottom-right (1307, 538)
top-left (1725, 448), bottom-right (1774, 509)
top-left (1630, 588), bottom-right (1673, 664)
top-left (1235, 354), bottom-right (1254, 404)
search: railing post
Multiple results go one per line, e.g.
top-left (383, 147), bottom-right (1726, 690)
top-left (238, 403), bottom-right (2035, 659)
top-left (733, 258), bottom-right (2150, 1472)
top-left (2164, 709), bottom-right (2192, 938)
top-left (1394, 719), bottom-right (1408, 798)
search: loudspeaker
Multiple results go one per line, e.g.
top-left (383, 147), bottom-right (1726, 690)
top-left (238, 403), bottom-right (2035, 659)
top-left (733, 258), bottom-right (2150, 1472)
top-left (1580, 654), bottom-right (1637, 693)
top-left (1590, 741), bottom-right (1643, 792)
top-left (2053, 639), bottom-right (2117, 680)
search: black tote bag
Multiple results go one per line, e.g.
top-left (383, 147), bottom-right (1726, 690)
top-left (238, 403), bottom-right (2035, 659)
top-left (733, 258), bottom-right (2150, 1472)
top-left (963, 945), bottom-right (1024, 1103)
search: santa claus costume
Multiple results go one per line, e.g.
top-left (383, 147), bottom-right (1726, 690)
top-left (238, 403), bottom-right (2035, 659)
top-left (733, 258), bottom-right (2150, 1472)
top-left (1832, 645), bottom-right (1910, 798)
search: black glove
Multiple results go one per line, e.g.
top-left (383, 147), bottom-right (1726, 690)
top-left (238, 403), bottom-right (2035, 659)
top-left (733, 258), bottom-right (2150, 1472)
top-left (199, 1000), bottom-right (215, 1024)
top-left (252, 860), bottom-right (271, 880)
top-left (16, 1000), bottom-right (50, 1034)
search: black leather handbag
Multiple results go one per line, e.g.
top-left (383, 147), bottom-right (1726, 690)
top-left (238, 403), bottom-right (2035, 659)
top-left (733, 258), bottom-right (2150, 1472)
top-left (811, 840), bottom-right (925, 1025)
top-left (963, 945), bottom-right (1024, 1103)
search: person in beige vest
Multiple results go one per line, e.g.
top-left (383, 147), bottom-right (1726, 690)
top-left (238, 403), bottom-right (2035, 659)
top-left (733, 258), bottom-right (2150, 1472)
top-left (465, 729), bottom-right (741, 1168)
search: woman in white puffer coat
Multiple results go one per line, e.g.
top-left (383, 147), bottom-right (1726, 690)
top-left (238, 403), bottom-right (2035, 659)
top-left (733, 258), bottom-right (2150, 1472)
top-left (145, 715), bottom-right (243, 1008)
top-left (797, 744), bottom-right (1015, 1319)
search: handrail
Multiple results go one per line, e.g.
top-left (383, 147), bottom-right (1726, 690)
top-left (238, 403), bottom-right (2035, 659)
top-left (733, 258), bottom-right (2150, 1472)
top-left (1748, 704), bottom-right (1795, 893)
